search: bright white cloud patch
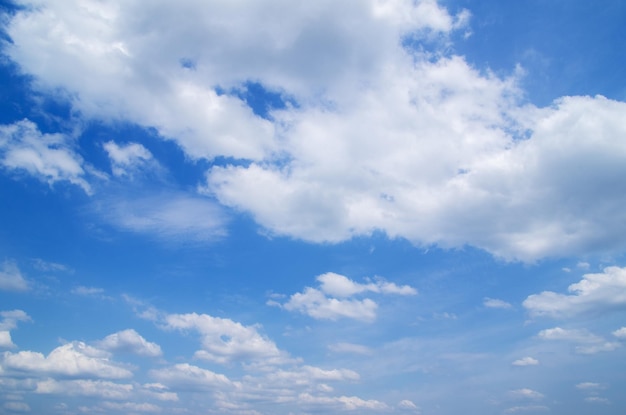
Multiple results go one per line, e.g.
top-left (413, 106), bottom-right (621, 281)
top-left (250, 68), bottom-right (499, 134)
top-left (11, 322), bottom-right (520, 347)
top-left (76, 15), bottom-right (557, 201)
top-left (103, 141), bottom-right (154, 177)
top-left (163, 312), bottom-right (287, 365)
top-left (512, 357), bottom-right (539, 367)
top-left (524, 266), bottom-right (626, 317)
top-left (5, 0), bottom-right (626, 260)
top-left (2, 342), bottom-right (132, 378)
top-left (0, 262), bottom-right (30, 292)
top-left (96, 329), bottom-right (162, 357)
top-left (35, 379), bottom-right (134, 399)
top-left (298, 392), bottom-right (388, 411)
top-left (613, 327), bottom-right (626, 339)
top-left (0, 120), bottom-right (90, 193)
top-left (272, 272), bottom-right (416, 321)
top-left (149, 363), bottom-right (233, 390)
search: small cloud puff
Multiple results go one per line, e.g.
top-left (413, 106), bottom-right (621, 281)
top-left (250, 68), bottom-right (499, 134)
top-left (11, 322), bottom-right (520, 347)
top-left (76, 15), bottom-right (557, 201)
top-left (271, 272), bottom-right (417, 322)
top-left (0, 261), bottom-right (30, 292)
top-left (512, 357), bottom-right (539, 366)
top-left (96, 329), bottom-right (162, 357)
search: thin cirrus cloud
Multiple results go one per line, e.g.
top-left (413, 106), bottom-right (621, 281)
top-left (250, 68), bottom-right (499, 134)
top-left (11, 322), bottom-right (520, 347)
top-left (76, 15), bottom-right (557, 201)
top-left (537, 327), bottom-right (621, 355)
top-left (0, 261), bottom-right (30, 292)
top-left (269, 272), bottom-right (417, 322)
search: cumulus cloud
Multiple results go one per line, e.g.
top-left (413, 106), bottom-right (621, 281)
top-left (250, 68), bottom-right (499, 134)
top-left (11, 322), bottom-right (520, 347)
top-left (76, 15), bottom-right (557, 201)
top-left (5, 0), bottom-right (626, 261)
top-left (271, 272), bottom-right (416, 322)
top-left (612, 327), bottom-right (626, 339)
top-left (0, 310), bottom-right (31, 349)
top-left (0, 120), bottom-right (90, 193)
top-left (103, 141), bottom-right (154, 177)
top-left (149, 363), bottom-right (233, 391)
top-left (537, 327), bottom-right (620, 354)
top-left (512, 357), bottom-right (539, 367)
top-left (96, 329), bottom-right (162, 358)
top-left (163, 313), bottom-right (287, 365)
top-left (0, 262), bottom-right (30, 292)
top-left (523, 266), bottom-right (626, 317)
top-left (2, 342), bottom-right (133, 378)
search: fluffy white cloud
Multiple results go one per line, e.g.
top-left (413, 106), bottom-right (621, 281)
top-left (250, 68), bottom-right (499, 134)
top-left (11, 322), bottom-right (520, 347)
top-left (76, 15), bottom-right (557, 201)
top-left (2, 342), bottom-right (133, 378)
top-left (484, 298), bottom-right (512, 309)
top-left (163, 313), bottom-right (287, 365)
top-left (280, 287), bottom-right (378, 322)
top-left (272, 272), bottom-right (416, 321)
top-left (104, 141), bottom-right (154, 177)
top-left (35, 379), bottom-right (133, 399)
top-left (0, 310), bottom-right (31, 331)
top-left (0, 331), bottom-right (14, 349)
top-left (317, 272), bottom-right (417, 297)
top-left (0, 262), bottom-right (30, 292)
top-left (0, 120), bottom-right (90, 193)
top-left (265, 365), bottom-right (360, 386)
top-left (512, 357), bottom-right (539, 367)
top-left (523, 266), bottom-right (626, 317)
top-left (613, 327), bottom-right (626, 339)
top-left (398, 399), bottom-right (419, 410)
top-left (298, 392), bottom-right (388, 411)
top-left (537, 327), bottom-right (621, 354)
top-left (96, 329), bottom-right (162, 357)
top-left (5, 0), bottom-right (626, 261)
top-left (149, 363), bottom-right (233, 391)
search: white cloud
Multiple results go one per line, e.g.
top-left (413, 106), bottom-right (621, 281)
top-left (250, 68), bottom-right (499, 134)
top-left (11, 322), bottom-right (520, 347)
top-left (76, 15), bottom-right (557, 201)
top-left (272, 272), bottom-right (416, 321)
top-left (523, 266), bottom-right (626, 317)
top-left (149, 363), bottom-right (233, 391)
top-left (298, 392), bottom-right (388, 411)
top-left (266, 365), bottom-right (360, 386)
top-left (317, 272), bottom-right (417, 297)
top-left (2, 342), bottom-right (133, 378)
top-left (5, 0), bottom-right (626, 261)
top-left (483, 297), bottom-right (512, 309)
top-left (512, 357), bottom-right (539, 367)
top-left (0, 120), bottom-right (90, 193)
top-left (35, 379), bottom-right (133, 399)
top-left (328, 342), bottom-right (373, 355)
top-left (537, 327), bottom-right (621, 354)
top-left (103, 141), bottom-right (154, 177)
top-left (509, 388), bottom-right (543, 400)
top-left (280, 287), bottom-right (379, 322)
top-left (0, 262), bottom-right (30, 292)
top-left (504, 405), bottom-right (549, 414)
top-left (576, 382), bottom-right (605, 390)
top-left (0, 332), bottom-right (15, 349)
top-left (398, 399), bottom-right (419, 411)
top-left (96, 329), bottom-right (162, 358)
top-left (163, 313), bottom-right (287, 365)
top-left (613, 327), bottom-right (626, 339)
top-left (97, 192), bottom-right (227, 242)
top-left (0, 310), bottom-right (31, 331)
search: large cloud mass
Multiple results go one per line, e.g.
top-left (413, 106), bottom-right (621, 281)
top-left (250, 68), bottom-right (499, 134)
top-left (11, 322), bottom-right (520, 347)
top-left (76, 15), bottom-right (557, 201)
top-left (3, 0), bottom-right (626, 260)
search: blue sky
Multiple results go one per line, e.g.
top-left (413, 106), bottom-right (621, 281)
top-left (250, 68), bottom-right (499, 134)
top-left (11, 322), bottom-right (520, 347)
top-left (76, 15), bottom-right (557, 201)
top-left (1, 0), bottom-right (625, 414)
